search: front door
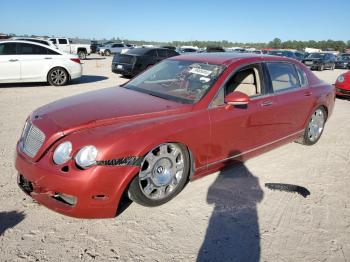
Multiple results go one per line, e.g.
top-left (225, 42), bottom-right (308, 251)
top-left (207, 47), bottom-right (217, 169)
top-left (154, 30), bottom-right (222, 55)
top-left (0, 42), bottom-right (20, 82)
top-left (207, 63), bottom-right (278, 165)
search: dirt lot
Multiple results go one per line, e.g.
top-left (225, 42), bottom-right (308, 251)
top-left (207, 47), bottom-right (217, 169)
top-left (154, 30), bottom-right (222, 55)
top-left (0, 55), bottom-right (349, 261)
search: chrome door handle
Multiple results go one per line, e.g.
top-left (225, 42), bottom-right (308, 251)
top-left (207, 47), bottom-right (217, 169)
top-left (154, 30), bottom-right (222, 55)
top-left (304, 91), bottom-right (312, 96)
top-left (261, 100), bottom-right (273, 107)
top-left (9, 59), bottom-right (18, 62)
top-left (44, 57), bottom-right (52, 60)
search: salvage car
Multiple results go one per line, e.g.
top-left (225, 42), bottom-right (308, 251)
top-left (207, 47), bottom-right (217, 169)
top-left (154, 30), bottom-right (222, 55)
top-left (0, 40), bottom-right (82, 86)
top-left (302, 53), bottom-right (336, 71)
top-left (335, 71), bottom-right (350, 97)
top-left (112, 47), bottom-right (179, 77)
top-left (16, 53), bottom-right (335, 218)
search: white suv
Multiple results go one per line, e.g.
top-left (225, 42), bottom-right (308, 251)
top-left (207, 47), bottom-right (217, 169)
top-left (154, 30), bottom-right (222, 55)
top-left (0, 40), bottom-right (82, 86)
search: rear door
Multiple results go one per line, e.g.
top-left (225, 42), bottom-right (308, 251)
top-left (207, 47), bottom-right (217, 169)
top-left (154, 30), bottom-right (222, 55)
top-left (0, 42), bottom-right (20, 82)
top-left (17, 43), bottom-right (59, 81)
top-left (265, 61), bottom-right (314, 137)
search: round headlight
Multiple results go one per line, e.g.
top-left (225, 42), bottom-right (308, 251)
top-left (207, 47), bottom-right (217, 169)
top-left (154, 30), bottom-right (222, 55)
top-left (75, 145), bottom-right (98, 169)
top-left (53, 141), bottom-right (72, 165)
top-left (337, 75), bottom-right (345, 83)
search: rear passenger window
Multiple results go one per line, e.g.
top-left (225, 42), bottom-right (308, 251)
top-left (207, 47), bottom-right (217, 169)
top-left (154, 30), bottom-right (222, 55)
top-left (167, 50), bottom-right (178, 57)
top-left (267, 62), bottom-right (299, 92)
top-left (157, 49), bottom-right (167, 57)
top-left (146, 50), bottom-right (157, 57)
top-left (50, 39), bottom-right (57, 44)
top-left (17, 43), bottom-right (52, 55)
top-left (0, 43), bottom-right (17, 55)
top-left (112, 44), bottom-right (124, 48)
top-left (295, 66), bottom-right (308, 87)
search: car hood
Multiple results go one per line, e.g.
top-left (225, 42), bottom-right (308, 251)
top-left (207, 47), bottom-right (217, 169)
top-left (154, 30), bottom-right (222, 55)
top-left (31, 86), bottom-right (192, 135)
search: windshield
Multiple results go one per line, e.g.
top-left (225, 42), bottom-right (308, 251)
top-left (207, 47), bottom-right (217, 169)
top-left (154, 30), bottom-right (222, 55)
top-left (308, 53), bottom-right (325, 59)
top-left (124, 60), bottom-right (225, 104)
top-left (337, 56), bottom-right (350, 61)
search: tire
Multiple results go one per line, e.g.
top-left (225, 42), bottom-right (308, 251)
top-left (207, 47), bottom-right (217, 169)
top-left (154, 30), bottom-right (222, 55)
top-left (331, 63), bottom-right (335, 70)
top-left (318, 64), bottom-right (324, 71)
top-left (128, 143), bottom-right (190, 207)
top-left (77, 51), bottom-right (86, 60)
top-left (297, 107), bottom-right (327, 146)
top-left (47, 67), bottom-right (69, 86)
top-left (104, 50), bottom-right (111, 56)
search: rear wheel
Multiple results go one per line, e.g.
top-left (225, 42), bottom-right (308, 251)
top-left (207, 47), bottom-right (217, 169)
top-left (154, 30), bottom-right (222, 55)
top-left (77, 51), bottom-right (86, 60)
top-left (105, 50), bottom-right (111, 56)
top-left (318, 64), bottom-right (324, 71)
top-left (47, 67), bottom-right (69, 86)
top-left (128, 143), bottom-right (190, 207)
top-left (297, 107), bottom-right (326, 145)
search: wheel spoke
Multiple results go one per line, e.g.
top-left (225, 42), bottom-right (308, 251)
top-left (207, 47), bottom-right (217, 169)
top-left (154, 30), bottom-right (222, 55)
top-left (159, 144), bottom-right (168, 155)
top-left (139, 170), bottom-right (151, 180)
top-left (144, 183), bottom-right (154, 196)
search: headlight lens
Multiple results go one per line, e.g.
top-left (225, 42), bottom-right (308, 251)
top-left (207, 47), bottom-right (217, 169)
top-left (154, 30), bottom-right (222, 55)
top-left (53, 141), bottom-right (72, 165)
top-left (75, 145), bottom-right (98, 169)
top-left (337, 75), bottom-right (345, 83)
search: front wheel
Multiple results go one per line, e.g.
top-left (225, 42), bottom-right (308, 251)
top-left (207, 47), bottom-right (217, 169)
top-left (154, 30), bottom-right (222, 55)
top-left (104, 50), bottom-right (111, 56)
top-left (47, 67), bottom-right (69, 86)
top-left (318, 64), bottom-right (324, 71)
top-left (297, 107), bottom-right (326, 145)
top-left (128, 143), bottom-right (190, 207)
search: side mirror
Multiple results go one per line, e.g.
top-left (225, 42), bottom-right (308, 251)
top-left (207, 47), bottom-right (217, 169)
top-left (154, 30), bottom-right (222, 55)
top-left (224, 91), bottom-right (250, 106)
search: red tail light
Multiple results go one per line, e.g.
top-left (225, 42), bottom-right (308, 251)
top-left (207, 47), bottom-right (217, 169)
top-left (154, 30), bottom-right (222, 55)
top-left (70, 58), bottom-right (81, 64)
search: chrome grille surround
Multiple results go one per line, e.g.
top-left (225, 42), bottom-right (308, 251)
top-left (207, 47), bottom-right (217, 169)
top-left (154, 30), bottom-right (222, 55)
top-left (21, 122), bottom-right (46, 158)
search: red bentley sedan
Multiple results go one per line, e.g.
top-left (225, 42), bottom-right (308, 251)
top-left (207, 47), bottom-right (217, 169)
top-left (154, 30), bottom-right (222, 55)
top-left (16, 53), bottom-right (335, 218)
top-left (335, 71), bottom-right (350, 97)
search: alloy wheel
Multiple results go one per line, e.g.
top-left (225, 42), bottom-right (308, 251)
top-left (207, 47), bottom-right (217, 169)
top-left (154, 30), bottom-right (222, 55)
top-left (50, 69), bottom-right (67, 86)
top-left (307, 109), bottom-right (325, 142)
top-left (138, 143), bottom-right (185, 200)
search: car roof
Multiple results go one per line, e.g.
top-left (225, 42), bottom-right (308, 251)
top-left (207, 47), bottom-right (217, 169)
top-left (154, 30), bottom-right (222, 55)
top-left (171, 52), bottom-right (297, 65)
top-left (0, 40), bottom-right (64, 53)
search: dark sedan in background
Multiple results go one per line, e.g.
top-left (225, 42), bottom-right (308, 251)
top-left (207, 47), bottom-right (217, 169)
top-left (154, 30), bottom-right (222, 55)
top-left (302, 53), bottom-right (336, 71)
top-left (112, 48), bottom-right (179, 77)
top-left (268, 50), bottom-right (304, 61)
top-left (335, 56), bottom-right (350, 69)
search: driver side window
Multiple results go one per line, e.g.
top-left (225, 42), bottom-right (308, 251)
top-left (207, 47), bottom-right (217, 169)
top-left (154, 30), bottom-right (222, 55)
top-left (211, 64), bottom-right (263, 107)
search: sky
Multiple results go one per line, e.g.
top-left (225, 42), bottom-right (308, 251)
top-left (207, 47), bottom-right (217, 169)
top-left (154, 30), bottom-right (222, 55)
top-left (1, 0), bottom-right (349, 43)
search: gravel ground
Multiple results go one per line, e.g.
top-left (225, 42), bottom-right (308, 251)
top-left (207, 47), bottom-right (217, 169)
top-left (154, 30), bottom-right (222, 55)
top-left (0, 55), bottom-right (349, 262)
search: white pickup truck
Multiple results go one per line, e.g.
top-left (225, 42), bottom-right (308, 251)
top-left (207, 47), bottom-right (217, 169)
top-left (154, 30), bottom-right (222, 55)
top-left (48, 37), bottom-right (91, 60)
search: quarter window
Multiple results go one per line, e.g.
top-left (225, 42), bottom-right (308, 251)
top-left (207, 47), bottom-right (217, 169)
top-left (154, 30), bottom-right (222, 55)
top-left (267, 62), bottom-right (299, 92)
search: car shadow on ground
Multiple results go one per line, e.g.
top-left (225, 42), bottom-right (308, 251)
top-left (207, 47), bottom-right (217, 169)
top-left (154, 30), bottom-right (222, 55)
top-left (197, 156), bottom-right (263, 262)
top-left (0, 82), bottom-right (49, 88)
top-left (0, 211), bottom-right (25, 236)
top-left (83, 57), bottom-right (106, 61)
top-left (72, 75), bottom-right (109, 84)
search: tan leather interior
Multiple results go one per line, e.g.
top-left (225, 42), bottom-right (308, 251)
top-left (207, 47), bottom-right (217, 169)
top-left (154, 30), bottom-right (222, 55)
top-left (227, 68), bottom-right (261, 97)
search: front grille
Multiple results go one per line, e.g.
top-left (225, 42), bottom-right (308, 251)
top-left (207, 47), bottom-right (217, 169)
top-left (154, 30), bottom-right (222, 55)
top-left (21, 122), bottom-right (45, 158)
